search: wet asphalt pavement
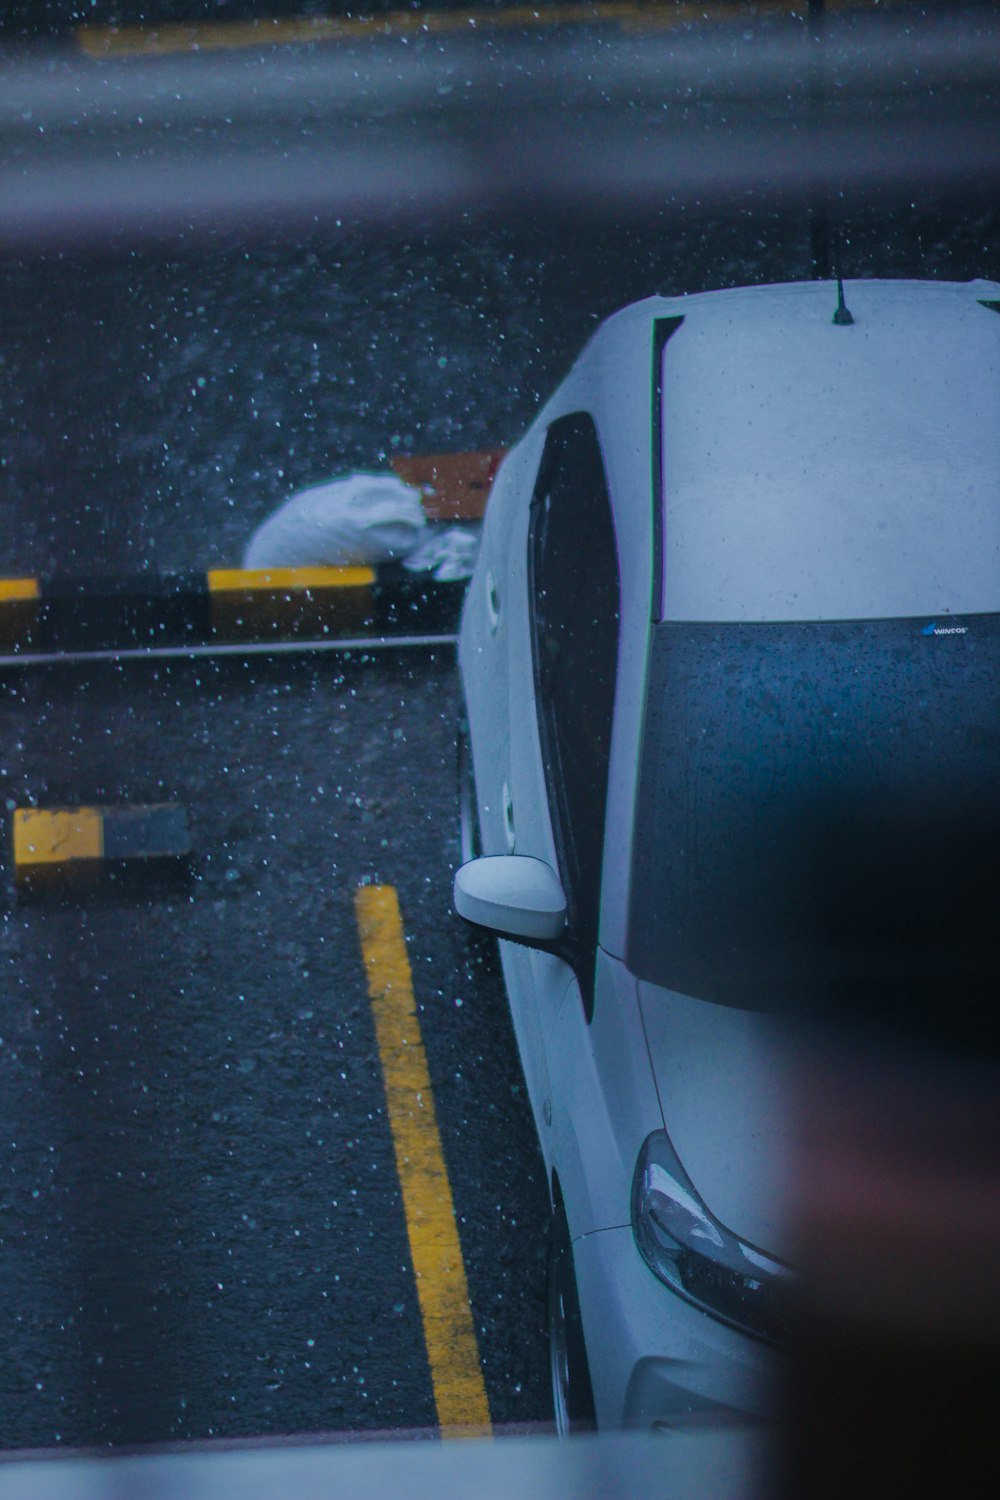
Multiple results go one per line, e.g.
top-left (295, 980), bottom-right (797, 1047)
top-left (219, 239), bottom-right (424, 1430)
top-left (0, 648), bottom-right (551, 1447)
top-left (0, 5), bottom-right (999, 1456)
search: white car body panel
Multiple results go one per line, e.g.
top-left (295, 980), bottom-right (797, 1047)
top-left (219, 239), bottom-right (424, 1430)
top-left (657, 280), bottom-right (1000, 623)
top-left (573, 1225), bottom-right (783, 1429)
top-left (548, 952), bottom-right (665, 1240)
top-left (495, 940), bottom-right (571, 1163)
top-left (637, 983), bottom-right (795, 1260)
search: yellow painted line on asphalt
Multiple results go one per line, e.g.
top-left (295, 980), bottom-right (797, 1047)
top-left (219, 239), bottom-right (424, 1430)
top-left (354, 883), bottom-right (492, 1440)
top-left (77, 1), bottom-right (875, 59)
top-left (207, 566), bottom-right (375, 594)
top-left (0, 578), bottom-right (40, 602)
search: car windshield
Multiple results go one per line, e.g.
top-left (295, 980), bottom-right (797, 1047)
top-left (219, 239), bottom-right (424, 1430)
top-left (627, 613), bottom-right (1000, 1028)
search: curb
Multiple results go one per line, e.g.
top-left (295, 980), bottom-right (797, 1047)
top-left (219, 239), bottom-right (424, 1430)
top-left (12, 803), bottom-right (191, 887)
top-left (0, 564), bottom-right (470, 657)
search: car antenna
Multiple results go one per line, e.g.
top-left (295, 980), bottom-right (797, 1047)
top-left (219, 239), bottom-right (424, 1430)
top-left (832, 235), bottom-right (854, 325)
top-left (833, 276), bottom-right (854, 325)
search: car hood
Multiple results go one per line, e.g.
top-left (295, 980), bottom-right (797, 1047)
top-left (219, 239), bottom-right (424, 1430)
top-left (637, 981), bottom-right (795, 1261)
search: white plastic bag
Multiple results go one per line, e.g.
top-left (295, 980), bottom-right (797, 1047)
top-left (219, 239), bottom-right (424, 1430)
top-left (402, 527), bottom-right (480, 582)
top-left (243, 473), bottom-right (427, 569)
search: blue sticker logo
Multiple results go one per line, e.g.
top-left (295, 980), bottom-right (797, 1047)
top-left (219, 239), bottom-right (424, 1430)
top-left (921, 621), bottom-right (968, 637)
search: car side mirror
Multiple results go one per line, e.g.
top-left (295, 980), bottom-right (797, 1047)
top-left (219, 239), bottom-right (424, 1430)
top-left (453, 855), bottom-right (567, 943)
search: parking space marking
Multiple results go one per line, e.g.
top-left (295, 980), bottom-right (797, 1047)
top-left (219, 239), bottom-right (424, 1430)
top-left (354, 883), bottom-right (492, 1440)
top-left (76, 2), bottom-right (872, 59)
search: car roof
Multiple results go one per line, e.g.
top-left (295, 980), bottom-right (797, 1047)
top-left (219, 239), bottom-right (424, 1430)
top-left (583, 280), bottom-right (1000, 622)
top-left (591, 274), bottom-right (1000, 361)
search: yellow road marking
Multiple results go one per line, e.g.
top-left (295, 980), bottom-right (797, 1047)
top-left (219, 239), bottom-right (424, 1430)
top-left (0, 578), bottom-right (40, 603)
top-left (13, 807), bottom-right (104, 868)
top-left (207, 566), bottom-right (374, 594)
top-left (77, 1), bottom-right (875, 59)
top-left (354, 883), bottom-right (492, 1440)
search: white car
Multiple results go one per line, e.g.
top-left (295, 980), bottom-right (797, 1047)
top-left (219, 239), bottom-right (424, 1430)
top-left (454, 279), bottom-right (1000, 1431)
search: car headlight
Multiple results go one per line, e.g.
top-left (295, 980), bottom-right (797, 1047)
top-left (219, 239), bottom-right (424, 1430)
top-left (631, 1131), bottom-right (792, 1345)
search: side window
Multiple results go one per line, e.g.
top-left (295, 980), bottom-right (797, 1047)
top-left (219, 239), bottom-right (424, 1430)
top-left (528, 413), bottom-right (621, 997)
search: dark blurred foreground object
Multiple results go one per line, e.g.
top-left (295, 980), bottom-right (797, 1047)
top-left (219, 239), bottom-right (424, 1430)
top-left (782, 771), bottom-right (1000, 1497)
top-left (792, 789), bottom-right (1000, 1054)
top-left (1, 9), bottom-right (998, 246)
top-left (786, 1043), bottom-right (1000, 1500)
top-left (0, 1428), bottom-right (773, 1499)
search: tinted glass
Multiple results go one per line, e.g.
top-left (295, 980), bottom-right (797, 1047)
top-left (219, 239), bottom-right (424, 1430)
top-left (628, 614), bottom-right (1000, 1038)
top-left (530, 414), bottom-right (620, 954)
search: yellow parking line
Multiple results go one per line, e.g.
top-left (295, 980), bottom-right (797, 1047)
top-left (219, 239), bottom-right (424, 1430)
top-left (206, 566), bottom-right (374, 593)
top-left (77, 2), bottom-right (875, 59)
top-left (0, 578), bottom-right (40, 602)
top-left (354, 883), bottom-right (492, 1440)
